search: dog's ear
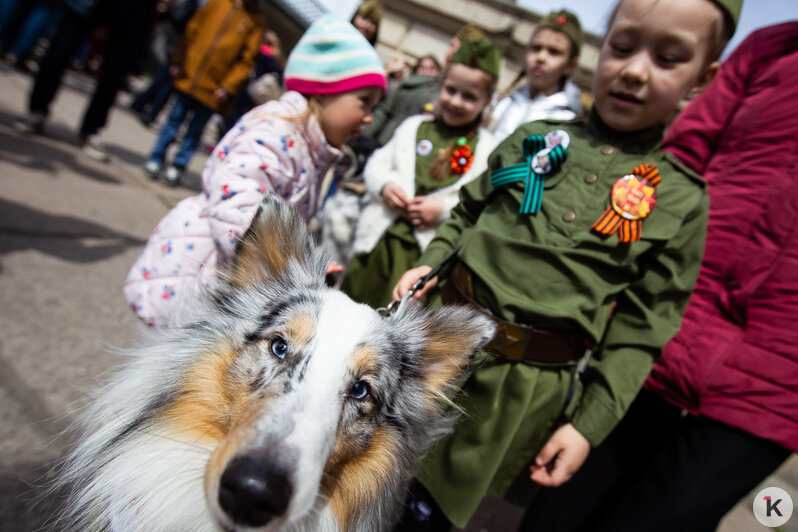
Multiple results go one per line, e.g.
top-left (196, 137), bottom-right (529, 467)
top-left (226, 194), bottom-right (316, 288)
top-left (417, 307), bottom-right (495, 399)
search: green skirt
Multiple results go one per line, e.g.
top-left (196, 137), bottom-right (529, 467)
top-left (340, 218), bottom-right (420, 309)
top-left (416, 354), bottom-right (575, 528)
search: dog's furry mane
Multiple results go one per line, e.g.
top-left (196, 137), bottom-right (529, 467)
top-left (52, 194), bottom-right (494, 531)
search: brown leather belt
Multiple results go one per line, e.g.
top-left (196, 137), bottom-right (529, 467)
top-left (442, 262), bottom-right (590, 364)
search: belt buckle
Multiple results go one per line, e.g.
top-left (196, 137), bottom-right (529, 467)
top-left (487, 322), bottom-right (526, 361)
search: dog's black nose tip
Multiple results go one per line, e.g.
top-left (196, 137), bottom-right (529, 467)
top-left (219, 456), bottom-right (293, 527)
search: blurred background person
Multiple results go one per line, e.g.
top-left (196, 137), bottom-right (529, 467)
top-left (13, 0), bottom-right (159, 162)
top-left (223, 28), bottom-right (284, 133)
top-left (0, 0), bottom-right (64, 72)
top-left (487, 10), bottom-right (583, 142)
top-left (128, 0), bottom-right (198, 127)
top-left (141, 0), bottom-right (265, 186)
top-left (351, 0), bottom-right (381, 45)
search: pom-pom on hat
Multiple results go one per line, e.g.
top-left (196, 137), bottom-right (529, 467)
top-left (450, 36), bottom-right (501, 79)
top-left (284, 14), bottom-right (387, 96)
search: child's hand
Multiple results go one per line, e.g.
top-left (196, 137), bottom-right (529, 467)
top-left (381, 183), bottom-right (409, 211)
top-left (529, 423), bottom-right (590, 487)
top-left (213, 87), bottom-right (232, 103)
top-left (169, 64), bottom-right (183, 79)
top-left (406, 196), bottom-right (443, 230)
top-left (392, 265), bottom-right (435, 301)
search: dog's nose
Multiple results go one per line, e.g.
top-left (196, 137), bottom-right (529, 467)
top-left (218, 455), bottom-right (293, 527)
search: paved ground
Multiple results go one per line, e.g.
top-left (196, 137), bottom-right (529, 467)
top-left (0, 63), bottom-right (795, 531)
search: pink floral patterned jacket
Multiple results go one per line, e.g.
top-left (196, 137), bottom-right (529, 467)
top-left (124, 92), bottom-right (342, 326)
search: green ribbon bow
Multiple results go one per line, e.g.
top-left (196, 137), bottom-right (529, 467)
top-left (490, 134), bottom-right (567, 214)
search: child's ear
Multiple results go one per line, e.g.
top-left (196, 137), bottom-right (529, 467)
top-left (688, 61), bottom-right (720, 99)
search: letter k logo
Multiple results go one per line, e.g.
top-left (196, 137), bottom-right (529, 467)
top-left (765, 496), bottom-right (783, 517)
top-left (754, 487), bottom-right (793, 527)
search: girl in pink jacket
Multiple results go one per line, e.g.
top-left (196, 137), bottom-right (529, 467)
top-left (124, 15), bottom-right (386, 326)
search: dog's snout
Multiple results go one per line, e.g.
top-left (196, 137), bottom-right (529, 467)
top-left (219, 456), bottom-right (293, 527)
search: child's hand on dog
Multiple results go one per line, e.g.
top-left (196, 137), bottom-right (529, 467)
top-left (393, 265), bottom-right (436, 301)
top-left (529, 423), bottom-right (591, 487)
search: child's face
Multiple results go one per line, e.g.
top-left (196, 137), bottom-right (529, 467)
top-left (439, 63), bottom-right (492, 128)
top-left (317, 87), bottom-right (382, 147)
top-left (416, 57), bottom-right (441, 78)
top-left (526, 28), bottom-right (577, 97)
top-left (593, 0), bottom-right (720, 132)
top-left (352, 14), bottom-right (377, 42)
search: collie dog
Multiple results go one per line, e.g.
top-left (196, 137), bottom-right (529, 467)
top-left (54, 194), bottom-right (495, 531)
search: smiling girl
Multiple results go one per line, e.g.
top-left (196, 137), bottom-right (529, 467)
top-left (124, 15), bottom-right (386, 327)
top-left (339, 37), bottom-right (500, 309)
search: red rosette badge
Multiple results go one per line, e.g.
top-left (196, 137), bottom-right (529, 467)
top-left (450, 137), bottom-right (473, 174)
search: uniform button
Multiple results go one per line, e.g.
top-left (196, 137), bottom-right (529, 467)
top-left (584, 173), bottom-right (598, 184)
top-left (562, 210), bottom-right (576, 222)
top-left (600, 145), bottom-right (615, 155)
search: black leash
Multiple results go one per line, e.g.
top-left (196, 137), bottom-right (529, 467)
top-left (377, 246), bottom-right (461, 317)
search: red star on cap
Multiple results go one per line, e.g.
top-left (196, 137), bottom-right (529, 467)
top-left (557, 15), bottom-right (567, 26)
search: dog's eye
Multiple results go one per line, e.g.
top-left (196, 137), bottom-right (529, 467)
top-left (349, 380), bottom-right (370, 400)
top-left (270, 336), bottom-right (288, 359)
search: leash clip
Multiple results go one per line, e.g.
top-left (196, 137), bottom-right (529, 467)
top-left (376, 246), bottom-right (461, 317)
top-left (377, 278), bottom-right (421, 317)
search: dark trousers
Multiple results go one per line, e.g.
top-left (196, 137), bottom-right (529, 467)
top-left (147, 91), bottom-right (213, 169)
top-left (28, 8), bottom-right (90, 117)
top-left (28, 4), bottom-right (147, 137)
top-left (130, 62), bottom-right (173, 123)
top-left (520, 389), bottom-right (791, 532)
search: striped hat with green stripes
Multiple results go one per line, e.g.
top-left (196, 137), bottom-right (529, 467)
top-left (284, 14), bottom-right (387, 96)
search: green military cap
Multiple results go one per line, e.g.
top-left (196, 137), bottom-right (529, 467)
top-left (450, 36), bottom-right (501, 78)
top-left (536, 9), bottom-right (584, 57)
top-left (356, 0), bottom-right (383, 24)
top-left (455, 23), bottom-right (486, 42)
top-left (711, 0), bottom-right (742, 31)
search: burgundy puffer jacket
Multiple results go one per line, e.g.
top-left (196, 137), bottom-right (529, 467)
top-left (646, 22), bottom-right (798, 453)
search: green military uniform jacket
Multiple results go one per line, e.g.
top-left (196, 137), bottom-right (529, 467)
top-left (415, 109), bottom-right (708, 528)
top-left (342, 119), bottom-right (479, 308)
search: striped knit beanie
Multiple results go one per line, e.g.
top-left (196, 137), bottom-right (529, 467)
top-left (284, 14), bottom-right (387, 96)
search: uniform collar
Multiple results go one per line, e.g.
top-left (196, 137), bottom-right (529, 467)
top-left (434, 116), bottom-right (479, 138)
top-left (586, 105), bottom-right (664, 154)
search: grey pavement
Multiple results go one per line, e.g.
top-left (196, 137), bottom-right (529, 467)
top-left (0, 63), bottom-right (795, 532)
